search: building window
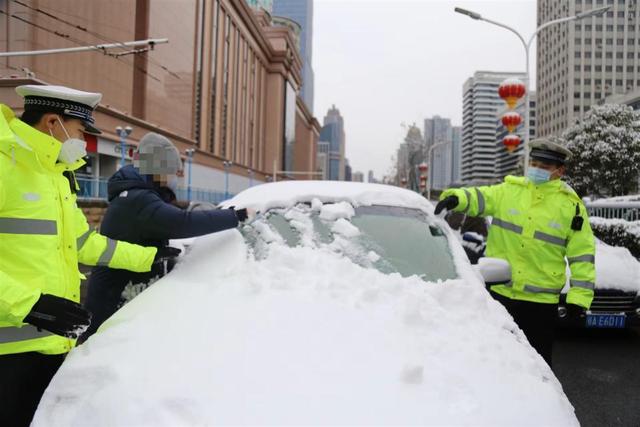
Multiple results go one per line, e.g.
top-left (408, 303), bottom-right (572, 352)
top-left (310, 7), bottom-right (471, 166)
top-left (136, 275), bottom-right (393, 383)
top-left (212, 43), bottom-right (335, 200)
top-left (616, 79), bottom-right (623, 86)
top-left (575, 65), bottom-right (581, 71)
top-left (595, 65), bottom-right (602, 71)
top-left (618, 25), bottom-right (625, 31)
top-left (605, 79), bottom-right (612, 85)
top-left (628, 66), bottom-right (635, 72)
top-left (617, 38), bottom-right (624, 45)
top-left (618, 11), bottom-right (625, 18)
top-left (596, 52), bottom-right (603, 58)
top-left (574, 78), bottom-right (581, 85)
top-left (585, 25), bottom-right (592, 31)
top-left (575, 38), bottom-right (582, 45)
top-left (606, 52), bottom-right (613, 58)
top-left (616, 65), bottom-right (623, 72)
top-left (606, 11), bottom-right (613, 17)
top-left (595, 93), bottom-right (601, 99)
top-left (596, 24), bottom-right (603, 31)
top-left (584, 93), bottom-right (592, 99)
top-left (585, 78), bottom-right (592, 84)
top-left (574, 92), bottom-right (580, 98)
top-left (606, 65), bottom-right (613, 71)
top-left (629, 39), bottom-right (635, 45)
top-left (616, 52), bottom-right (624, 58)
top-left (628, 52), bottom-right (635, 59)
top-left (585, 52), bottom-right (592, 58)
top-left (606, 38), bottom-right (613, 45)
top-left (575, 51), bottom-right (581, 58)
top-left (607, 25), bottom-right (614, 31)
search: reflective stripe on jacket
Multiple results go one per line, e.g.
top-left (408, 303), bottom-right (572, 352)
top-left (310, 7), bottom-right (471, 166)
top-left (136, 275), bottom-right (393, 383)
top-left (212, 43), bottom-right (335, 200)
top-left (441, 175), bottom-right (596, 309)
top-left (0, 105), bottom-right (156, 355)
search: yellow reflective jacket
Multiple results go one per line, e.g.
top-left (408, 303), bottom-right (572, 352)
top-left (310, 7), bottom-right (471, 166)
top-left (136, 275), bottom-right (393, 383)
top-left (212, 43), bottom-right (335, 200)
top-left (441, 175), bottom-right (596, 309)
top-left (0, 105), bottom-right (156, 355)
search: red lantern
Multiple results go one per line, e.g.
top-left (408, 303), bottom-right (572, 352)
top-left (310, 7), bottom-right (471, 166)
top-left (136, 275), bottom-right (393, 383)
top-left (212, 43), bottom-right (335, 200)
top-left (502, 134), bottom-right (521, 153)
top-left (418, 162), bottom-right (428, 173)
top-left (498, 78), bottom-right (526, 109)
top-left (501, 112), bottom-right (523, 133)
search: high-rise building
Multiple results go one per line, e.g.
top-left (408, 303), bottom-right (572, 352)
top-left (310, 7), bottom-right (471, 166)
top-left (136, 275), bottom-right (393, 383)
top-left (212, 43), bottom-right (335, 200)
top-left (273, 0), bottom-right (314, 112)
top-left (368, 170), bottom-right (377, 183)
top-left (0, 0), bottom-right (320, 201)
top-left (344, 158), bottom-right (352, 182)
top-left (317, 140), bottom-right (330, 180)
top-left (462, 71), bottom-right (526, 184)
top-left (537, 0), bottom-right (640, 136)
top-left (423, 116), bottom-right (455, 191)
top-left (352, 171), bottom-right (364, 182)
top-left (495, 93), bottom-right (537, 179)
top-left (246, 0), bottom-right (273, 13)
top-left (320, 105), bottom-right (345, 180)
top-left (451, 126), bottom-right (462, 184)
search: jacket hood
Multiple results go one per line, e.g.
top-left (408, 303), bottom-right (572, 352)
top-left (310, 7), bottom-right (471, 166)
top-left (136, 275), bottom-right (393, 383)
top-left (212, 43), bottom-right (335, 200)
top-left (107, 165), bottom-right (154, 201)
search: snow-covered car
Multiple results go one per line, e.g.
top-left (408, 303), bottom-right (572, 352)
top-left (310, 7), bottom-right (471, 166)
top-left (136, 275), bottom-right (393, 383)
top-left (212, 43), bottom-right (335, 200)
top-left (33, 182), bottom-right (579, 426)
top-left (558, 239), bottom-right (640, 329)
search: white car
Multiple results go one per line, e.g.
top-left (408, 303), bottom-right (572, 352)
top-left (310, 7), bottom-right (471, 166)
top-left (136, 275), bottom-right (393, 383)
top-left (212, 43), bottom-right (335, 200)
top-left (33, 181), bottom-right (579, 426)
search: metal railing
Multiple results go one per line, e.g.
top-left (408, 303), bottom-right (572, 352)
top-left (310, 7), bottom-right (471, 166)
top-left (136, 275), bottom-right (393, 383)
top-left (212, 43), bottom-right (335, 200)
top-left (75, 175), bottom-right (233, 204)
top-left (585, 201), bottom-right (640, 221)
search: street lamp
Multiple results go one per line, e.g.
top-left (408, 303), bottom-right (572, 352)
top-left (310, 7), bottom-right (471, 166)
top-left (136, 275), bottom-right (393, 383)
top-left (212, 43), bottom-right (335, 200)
top-left (115, 125), bottom-right (133, 169)
top-left (185, 148), bottom-right (195, 202)
top-left (248, 169), bottom-right (254, 188)
top-left (454, 5), bottom-right (610, 172)
top-left (223, 161), bottom-right (232, 200)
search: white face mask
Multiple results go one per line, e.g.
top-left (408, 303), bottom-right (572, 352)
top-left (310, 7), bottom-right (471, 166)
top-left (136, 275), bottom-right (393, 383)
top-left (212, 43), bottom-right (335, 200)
top-left (51, 117), bottom-right (87, 164)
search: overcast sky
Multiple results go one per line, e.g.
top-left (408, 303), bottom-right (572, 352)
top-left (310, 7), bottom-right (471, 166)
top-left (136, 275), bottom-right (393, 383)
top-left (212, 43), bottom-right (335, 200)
top-left (313, 0), bottom-right (537, 179)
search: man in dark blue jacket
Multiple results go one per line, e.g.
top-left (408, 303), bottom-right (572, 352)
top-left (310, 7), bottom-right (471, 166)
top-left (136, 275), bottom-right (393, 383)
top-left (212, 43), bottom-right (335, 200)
top-left (82, 133), bottom-right (249, 341)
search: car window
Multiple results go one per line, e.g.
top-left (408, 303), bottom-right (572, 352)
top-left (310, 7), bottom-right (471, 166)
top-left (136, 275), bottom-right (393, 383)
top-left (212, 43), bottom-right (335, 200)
top-left (243, 203), bottom-right (458, 282)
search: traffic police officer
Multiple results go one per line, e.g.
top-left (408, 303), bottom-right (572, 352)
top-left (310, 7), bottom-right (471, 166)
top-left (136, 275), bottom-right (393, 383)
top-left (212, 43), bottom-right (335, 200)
top-left (435, 138), bottom-right (596, 367)
top-left (0, 85), bottom-right (158, 425)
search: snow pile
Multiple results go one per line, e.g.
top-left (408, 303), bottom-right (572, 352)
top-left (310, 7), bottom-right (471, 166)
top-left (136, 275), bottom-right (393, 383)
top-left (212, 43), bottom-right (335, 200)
top-left (220, 181), bottom-right (433, 213)
top-left (33, 196), bottom-right (578, 426)
top-left (593, 239), bottom-right (640, 292)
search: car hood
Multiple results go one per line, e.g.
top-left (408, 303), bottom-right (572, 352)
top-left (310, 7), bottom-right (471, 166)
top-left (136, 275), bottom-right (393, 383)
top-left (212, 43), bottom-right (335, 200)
top-left (33, 220), bottom-right (578, 427)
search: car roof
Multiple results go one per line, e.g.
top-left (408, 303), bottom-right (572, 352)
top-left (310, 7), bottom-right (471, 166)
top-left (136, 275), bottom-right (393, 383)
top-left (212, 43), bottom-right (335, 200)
top-left (221, 181), bottom-right (434, 213)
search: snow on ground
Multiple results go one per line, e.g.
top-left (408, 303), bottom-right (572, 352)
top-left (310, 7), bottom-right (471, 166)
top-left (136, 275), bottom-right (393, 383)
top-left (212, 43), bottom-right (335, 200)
top-left (33, 227), bottom-right (578, 426)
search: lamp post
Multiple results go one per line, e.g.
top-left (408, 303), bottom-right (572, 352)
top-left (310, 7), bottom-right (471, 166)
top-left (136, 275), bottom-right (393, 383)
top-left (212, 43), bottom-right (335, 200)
top-left (185, 148), bottom-right (195, 202)
top-left (115, 125), bottom-right (133, 169)
top-left (223, 161), bottom-right (232, 200)
top-left (454, 5), bottom-right (610, 172)
top-left (427, 141), bottom-right (449, 201)
top-left (248, 169), bottom-right (255, 188)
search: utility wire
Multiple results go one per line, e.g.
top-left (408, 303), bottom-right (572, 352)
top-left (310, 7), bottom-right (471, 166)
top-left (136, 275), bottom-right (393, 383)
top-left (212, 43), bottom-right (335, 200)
top-left (11, 0), bottom-right (182, 79)
top-left (0, 9), bottom-right (162, 83)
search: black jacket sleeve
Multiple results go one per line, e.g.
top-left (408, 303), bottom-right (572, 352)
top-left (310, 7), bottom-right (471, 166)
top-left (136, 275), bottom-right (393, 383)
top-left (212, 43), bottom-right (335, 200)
top-left (134, 191), bottom-right (239, 240)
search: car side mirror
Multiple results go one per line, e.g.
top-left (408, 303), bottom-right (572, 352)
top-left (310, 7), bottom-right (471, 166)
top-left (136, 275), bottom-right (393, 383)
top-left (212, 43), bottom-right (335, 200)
top-left (474, 257), bottom-right (511, 286)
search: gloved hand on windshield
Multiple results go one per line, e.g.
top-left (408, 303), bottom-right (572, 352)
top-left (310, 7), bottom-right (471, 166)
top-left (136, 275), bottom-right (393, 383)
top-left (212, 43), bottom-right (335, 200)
top-left (566, 303), bottom-right (585, 318)
top-left (434, 195), bottom-right (459, 215)
top-left (24, 294), bottom-right (91, 339)
top-left (153, 246), bottom-right (182, 263)
top-left (231, 207), bottom-right (257, 223)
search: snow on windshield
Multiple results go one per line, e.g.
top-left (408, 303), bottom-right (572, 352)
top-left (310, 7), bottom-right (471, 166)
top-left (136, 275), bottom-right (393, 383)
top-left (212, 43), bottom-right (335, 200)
top-left (33, 199), bottom-right (578, 426)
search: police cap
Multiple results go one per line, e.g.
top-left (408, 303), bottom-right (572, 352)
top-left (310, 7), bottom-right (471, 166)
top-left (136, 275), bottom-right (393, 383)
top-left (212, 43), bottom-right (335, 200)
top-left (16, 84), bottom-right (102, 134)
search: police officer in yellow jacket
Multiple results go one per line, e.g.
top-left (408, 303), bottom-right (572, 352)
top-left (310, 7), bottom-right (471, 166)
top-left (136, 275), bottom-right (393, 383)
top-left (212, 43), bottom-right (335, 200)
top-left (0, 85), bottom-right (158, 425)
top-left (435, 138), bottom-right (596, 367)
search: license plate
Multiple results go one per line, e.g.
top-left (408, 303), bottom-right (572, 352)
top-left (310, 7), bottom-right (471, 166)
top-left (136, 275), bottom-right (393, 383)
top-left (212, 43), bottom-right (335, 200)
top-left (585, 313), bottom-right (626, 328)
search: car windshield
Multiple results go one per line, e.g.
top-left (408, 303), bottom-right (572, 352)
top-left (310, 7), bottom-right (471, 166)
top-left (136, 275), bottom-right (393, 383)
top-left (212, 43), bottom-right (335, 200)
top-left (242, 203), bottom-right (458, 282)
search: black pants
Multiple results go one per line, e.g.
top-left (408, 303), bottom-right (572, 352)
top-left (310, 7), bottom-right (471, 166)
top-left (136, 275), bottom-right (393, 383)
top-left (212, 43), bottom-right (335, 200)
top-left (0, 352), bottom-right (65, 427)
top-left (490, 291), bottom-right (557, 367)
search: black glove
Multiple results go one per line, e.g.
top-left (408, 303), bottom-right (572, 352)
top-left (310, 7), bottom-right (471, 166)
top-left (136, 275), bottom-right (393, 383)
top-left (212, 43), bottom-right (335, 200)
top-left (434, 195), bottom-right (459, 215)
top-left (24, 294), bottom-right (91, 339)
top-left (234, 208), bottom-right (248, 222)
top-left (567, 303), bottom-right (585, 318)
top-left (153, 246), bottom-right (182, 263)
